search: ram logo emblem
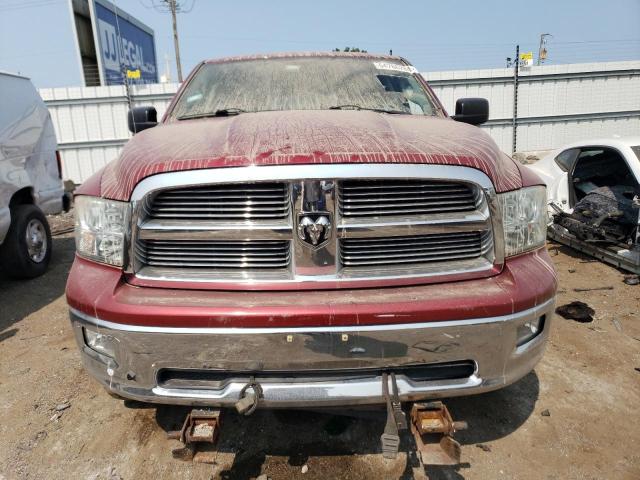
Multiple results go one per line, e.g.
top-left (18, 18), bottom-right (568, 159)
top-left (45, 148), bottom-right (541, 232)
top-left (297, 212), bottom-right (332, 248)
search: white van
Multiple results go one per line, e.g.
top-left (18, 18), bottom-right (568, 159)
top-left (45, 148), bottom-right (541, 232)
top-left (0, 71), bottom-right (69, 278)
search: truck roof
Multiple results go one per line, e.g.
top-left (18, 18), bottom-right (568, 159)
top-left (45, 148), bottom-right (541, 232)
top-left (558, 136), bottom-right (640, 151)
top-left (204, 51), bottom-right (407, 65)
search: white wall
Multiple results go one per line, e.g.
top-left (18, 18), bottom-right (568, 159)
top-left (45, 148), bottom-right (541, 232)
top-left (39, 83), bottom-right (178, 183)
top-left (424, 60), bottom-right (640, 154)
top-left (41, 60), bottom-right (640, 183)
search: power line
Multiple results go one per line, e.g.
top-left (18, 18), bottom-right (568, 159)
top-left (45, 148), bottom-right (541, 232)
top-left (0, 0), bottom-right (64, 11)
top-left (168, 32), bottom-right (640, 48)
top-left (136, 0), bottom-right (154, 9)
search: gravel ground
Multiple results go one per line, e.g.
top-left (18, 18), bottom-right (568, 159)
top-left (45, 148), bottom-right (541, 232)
top-left (0, 220), bottom-right (639, 479)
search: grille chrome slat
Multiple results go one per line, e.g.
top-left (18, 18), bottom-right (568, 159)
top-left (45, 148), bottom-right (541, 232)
top-left (341, 249), bottom-right (483, 261)
top-left (152, 205), bottom-right (289, 212)
top-left (341, 231), bottom-right (488, 248)
top-left (144, 251), bottom-right (289, 258)
top-left (159, 189), bottom-right (286, 194)
top-left (341, 251), bottom-right (482, 266)
top-left (145, 260), bottom-right (291, 268)
top-left (340, 182), bottom-right (469, 190)
top-left (164, 187), bottom-right (286, 194)
top-left (155, 196), bottom-right (288, 201)
top-left (340, 232), bottom-right (491, 267)
top-left (340, 194), bottom-right (475, 203)
top-left (339, 179), bottom-right (478, 218)
top-left (342, 199), bottom-right (476, 209)
top-left (339, 206), bottom-right (478, 216)
top-left (341, 188), bottom-right (471, 196)
top-left (149, 213), bottom-right (289, 219)
top-left (137, 239), bottom-right (291, 269)
top-left (154, 199), bottom-right (287, 205)
top-left (148, 182), bottom-right (289, 221)
top-left (139, 245), bottom-right (289, 252)
top-left (342, 240), bottom-right (485, 253)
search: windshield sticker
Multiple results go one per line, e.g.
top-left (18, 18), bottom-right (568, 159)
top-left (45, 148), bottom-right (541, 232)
top-left (373, 61), bottom-right (418, 74)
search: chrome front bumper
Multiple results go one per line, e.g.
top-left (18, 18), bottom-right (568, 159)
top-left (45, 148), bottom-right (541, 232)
top-left (69, 298), bottom-right (554, 408)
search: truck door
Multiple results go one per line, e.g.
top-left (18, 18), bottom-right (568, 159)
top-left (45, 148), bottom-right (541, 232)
top-left (548, 148), bottom-right (579, 211)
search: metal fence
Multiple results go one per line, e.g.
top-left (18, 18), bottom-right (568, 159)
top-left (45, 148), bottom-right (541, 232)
top-left (39, 60), bottom-right (640, 184)
top-left (424, 60), bottom-right (640, 155)
top-left (39, 83), bottom-right (178, 183)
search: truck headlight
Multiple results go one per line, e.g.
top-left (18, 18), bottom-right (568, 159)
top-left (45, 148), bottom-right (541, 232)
top-left (74, 196), bottom-right (131, 266)
top-left (498, 186), bottom-right (547, 257)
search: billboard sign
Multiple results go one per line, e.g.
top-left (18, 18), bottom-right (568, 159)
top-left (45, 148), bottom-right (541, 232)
top-left (90, 0), bottom-right (158, 85)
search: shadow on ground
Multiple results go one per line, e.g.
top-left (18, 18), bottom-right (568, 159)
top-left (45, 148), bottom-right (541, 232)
top-left (125, 371), bottom-right (538, 479)
top-left (0, 235), bottom-right (74, 340)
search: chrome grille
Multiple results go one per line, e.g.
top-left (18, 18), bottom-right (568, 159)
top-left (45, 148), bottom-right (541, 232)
top-left (147, 182), bottom-right (289, 220)
top-left (340, 231), bottom-right (492, 267)
top-left (130, 165), bottom-right (501, 286)
top-left (338, 179), bottom-right (477, 217)
top-left (136, 239), bottom-right (291, 269)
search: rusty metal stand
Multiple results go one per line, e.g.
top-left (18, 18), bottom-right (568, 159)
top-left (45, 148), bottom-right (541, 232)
top-left (410, 401), bottom-right (467, 465)
top-left (380, 373), bottom-right (408, 459)
top-left (168, 408), bottom-right (221, 463)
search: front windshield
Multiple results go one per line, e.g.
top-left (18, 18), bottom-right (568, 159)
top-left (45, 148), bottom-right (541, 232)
top-left (169, 56), bottom-right (437, 119)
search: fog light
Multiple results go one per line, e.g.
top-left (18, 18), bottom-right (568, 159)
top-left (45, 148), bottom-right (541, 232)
top-left (83, 328), bottom-right (117, 359)
top-left (517, 315), bottom-right (545, 346)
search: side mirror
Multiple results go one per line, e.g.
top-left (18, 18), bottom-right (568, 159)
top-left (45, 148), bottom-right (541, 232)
top-left (452, 98), bottom-right (489, 126)
top-left (128, 106), bottom-right (158, 133)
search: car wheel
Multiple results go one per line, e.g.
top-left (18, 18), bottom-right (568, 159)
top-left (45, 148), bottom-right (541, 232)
top-left (0, 204), bottom-right (52, 279)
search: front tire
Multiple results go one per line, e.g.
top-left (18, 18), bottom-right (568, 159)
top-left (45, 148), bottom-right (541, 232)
top-left (0, 205), bottom-right (52, 279)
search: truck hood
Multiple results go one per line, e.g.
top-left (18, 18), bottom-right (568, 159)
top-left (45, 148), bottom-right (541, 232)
top-left (100, 110), bottom-right (522, 199)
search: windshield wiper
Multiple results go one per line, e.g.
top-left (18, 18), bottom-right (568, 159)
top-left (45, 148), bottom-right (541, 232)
top-left (329, 105), bottom-right (408, 115)
top-left (177, 108), bottom-right (247, 120)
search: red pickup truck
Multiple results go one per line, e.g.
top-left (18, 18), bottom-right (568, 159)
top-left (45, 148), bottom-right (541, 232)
top-left (66, 53), bottom-right (556, 420)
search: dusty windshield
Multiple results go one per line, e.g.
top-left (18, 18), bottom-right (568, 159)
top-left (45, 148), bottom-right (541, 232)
top-left (170, 57), bottom-right (437, 119)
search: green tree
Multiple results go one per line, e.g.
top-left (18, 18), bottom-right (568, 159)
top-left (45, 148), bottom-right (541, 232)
top-left (333, 47), bottom-right (368, 53)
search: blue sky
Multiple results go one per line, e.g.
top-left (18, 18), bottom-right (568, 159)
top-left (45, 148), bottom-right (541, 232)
top-left (1, 0), bottom-right (639, 88)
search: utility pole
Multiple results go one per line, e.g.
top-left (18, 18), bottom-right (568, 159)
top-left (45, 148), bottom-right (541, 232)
top-left (165, 0), bottom-right (183, 82)
top-left (512, 44), bottom-right (520, 155)
top-left (122, 65), bottom-right (133, 111)
top-left (537, 33), bottom-right (552, 66)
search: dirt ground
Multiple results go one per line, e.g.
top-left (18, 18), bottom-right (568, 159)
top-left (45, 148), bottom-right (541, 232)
top-left (0, 216), bottom-right (639, 480)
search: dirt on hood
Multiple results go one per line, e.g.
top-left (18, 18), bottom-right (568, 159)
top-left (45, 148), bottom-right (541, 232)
top-left (99, 110), bottom-right (523, 200)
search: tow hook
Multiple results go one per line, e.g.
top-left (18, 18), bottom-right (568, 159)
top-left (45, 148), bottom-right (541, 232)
top-left (168, 408), bottom-right (221, 463)
top-left (235, 376), bottom-right (264, 416)
top-left (410, 401), bottom-right (467, 465)
top-left (380, 372), bottom-right (408, 459)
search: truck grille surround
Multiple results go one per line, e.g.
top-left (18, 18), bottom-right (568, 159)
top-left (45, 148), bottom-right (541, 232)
top-left (129, 165), bottom-right (502, 288)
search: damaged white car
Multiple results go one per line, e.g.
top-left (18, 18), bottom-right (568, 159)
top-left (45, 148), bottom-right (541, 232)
top-left (528, 137), bottom-right (640, 274)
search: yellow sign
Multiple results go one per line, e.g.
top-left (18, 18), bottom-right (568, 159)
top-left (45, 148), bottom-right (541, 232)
top-left (519, 52), bottom-right (534, 66)
top-left (126, 69), bottom-right (141, 79)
